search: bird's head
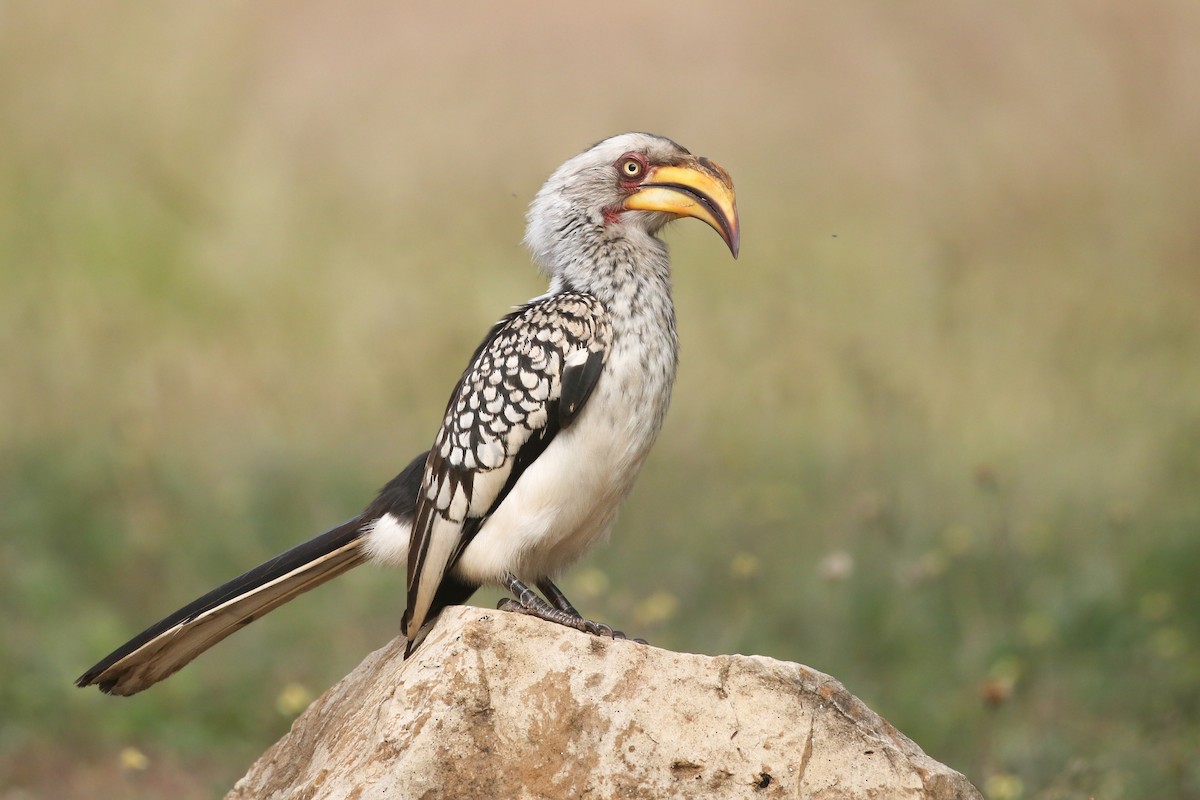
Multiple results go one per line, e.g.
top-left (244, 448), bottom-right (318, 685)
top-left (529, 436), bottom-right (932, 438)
top-left (525, 133), bottom-right (739, 280)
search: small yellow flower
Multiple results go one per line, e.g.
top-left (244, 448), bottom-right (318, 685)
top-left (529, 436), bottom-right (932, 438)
top-left (571, 568), bottom-right (610, 601)
top-left (818, 550), bottom-right (854, 582)
top-left (729, 552), bottom-right (759, 580)
top-left (633, 591), bottom-right (679, 627)
top-left (989, 656), bottom-right (1023, 682)
top-left (984, 771), bottom-right (1023, 800)
top-left (119, 746), bottom-right (150, 772)
top-left (276, 682), bottom-right (313, 716)
top-left (1018, 611), bottom-right (1055, 647)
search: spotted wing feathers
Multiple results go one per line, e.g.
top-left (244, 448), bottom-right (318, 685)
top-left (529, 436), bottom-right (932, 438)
top-left (403, 293), bottom-right (611, 639)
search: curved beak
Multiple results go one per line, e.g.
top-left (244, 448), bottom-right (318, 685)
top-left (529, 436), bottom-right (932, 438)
top-left (624, 157), bottom-right (740, 258)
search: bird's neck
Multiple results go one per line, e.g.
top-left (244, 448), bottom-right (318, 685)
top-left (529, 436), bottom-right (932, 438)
top-left (549, 222), bottom-right (676, 331)
top-left (550, 222), bottom-right (680, 432)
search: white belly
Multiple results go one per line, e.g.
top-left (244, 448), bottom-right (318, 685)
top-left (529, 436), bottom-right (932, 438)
top-left (363, 411), bottom-right (651, 583)
top-left (364, 317), bottom-right (676, 587)
top-left (453, 385), bottom-right (656, 583)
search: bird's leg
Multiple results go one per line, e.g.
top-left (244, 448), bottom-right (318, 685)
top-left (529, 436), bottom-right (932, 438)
top-left (536, 578), bottom-right (581, 616)
top-left (538, 577), bottom-right (646, 644)
top-left (499, 574), bottom-right (631, 641)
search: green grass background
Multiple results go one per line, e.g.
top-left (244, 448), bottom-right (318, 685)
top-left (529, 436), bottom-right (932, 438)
top-left (3, 2), bottom-right (1199, 797)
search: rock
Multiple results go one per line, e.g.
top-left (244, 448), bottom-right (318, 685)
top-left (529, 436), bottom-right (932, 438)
top-left (227, 606), bottom-right (981, 799)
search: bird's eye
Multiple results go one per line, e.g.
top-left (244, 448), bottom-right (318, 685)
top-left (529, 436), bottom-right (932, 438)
top-left (617, 155), bottom-right (645, 180)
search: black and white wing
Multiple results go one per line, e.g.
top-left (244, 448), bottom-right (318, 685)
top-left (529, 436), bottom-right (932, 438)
top-left (401, 292), bottom-right (611, 640)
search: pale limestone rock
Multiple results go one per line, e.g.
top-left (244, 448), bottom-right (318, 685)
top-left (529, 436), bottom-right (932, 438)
top-left (228, 606), bottom-right (981, 799)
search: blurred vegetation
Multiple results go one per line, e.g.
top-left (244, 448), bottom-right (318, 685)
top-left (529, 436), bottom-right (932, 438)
top-left (3, 2), bottom-right (1199, 798)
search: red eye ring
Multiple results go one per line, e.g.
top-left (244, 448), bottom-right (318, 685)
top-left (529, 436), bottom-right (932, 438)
top-left (615, 153), bottom-right (647, 182)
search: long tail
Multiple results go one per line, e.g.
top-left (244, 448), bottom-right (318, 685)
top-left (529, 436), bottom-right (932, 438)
top-left (76, 518), bottom-right (371, 696)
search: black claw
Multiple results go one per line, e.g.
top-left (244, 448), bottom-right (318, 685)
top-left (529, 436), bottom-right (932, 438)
top-left (584, 620), bottom-right (613, 638)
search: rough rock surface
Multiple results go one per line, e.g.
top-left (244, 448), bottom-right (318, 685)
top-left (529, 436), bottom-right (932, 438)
top-left (228, 606), bottom-right (982, 799)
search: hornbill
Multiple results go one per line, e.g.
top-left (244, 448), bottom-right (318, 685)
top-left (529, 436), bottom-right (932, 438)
top-left (77, 132), bottom-right (739, 696)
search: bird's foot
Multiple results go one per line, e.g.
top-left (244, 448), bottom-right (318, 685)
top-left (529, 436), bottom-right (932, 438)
top-left (498, 575), bottom-right (644, 643)
top-left (496, 597), bottom-right (625, 638)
